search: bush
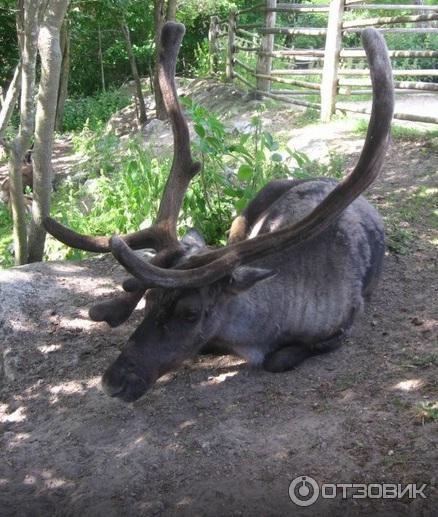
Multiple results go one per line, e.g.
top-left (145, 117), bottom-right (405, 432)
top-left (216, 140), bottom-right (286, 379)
top-left (61, 89), bottom-right (131, 132)
top-left (46, 138), bottom-right (168, 260)
top-left (1, 101), bottom-right (343, 267)
top-left (0, 202), bottom-right (13, 267)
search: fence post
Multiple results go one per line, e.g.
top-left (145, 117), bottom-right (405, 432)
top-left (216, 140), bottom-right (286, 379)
top-left (209, 16), bottom-right (220, 75)
top-left (226, 10), bottom-right (236, 81)
top-left (256, 0), bottom-right (277, 94)
top-left (320, 0), bottom-right (345, 122)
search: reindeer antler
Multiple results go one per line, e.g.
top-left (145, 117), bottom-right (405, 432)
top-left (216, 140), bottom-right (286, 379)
top-left (44, 22), bottom-right (200, 326)
top-left (44, 22), bottom-right (199, 254)
top-left (111, 28), bottom-right (394, 290)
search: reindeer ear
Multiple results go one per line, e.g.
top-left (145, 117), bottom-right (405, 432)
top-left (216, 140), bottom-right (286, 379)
top-left (181, 228), bottom-right (205, 254)
top-left (225, 267), bottom-right (276, 294)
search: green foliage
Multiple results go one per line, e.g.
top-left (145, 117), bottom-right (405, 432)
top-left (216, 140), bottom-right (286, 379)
top-left (385, 222), bottom-right (414, 255)
top-left (64, 0), bottom-right (244, 96)
top-left (192, 39), bottom-right (211, 77)
top-left (417, 401), bottom-right (438, 423)
top-left (289, 150), bottom-right (345, 181)
top-left (0, 203), bottom-right (13, 268)
top-left (62, 89), bottom-right (131, 132)
top-left (71, 125), bottom-right (120, 176)
top-left (46, 137), bottom-right (168, 260)
top-left (293, 108), bottom-right (320, 128)
top-left (183, 99), bottom-right (293, 242)
top-left (0, 2), bottom-right (18, 88)
top-left (381, 185), bottom-right (438, 255)
top-left (0, 99), bottom-right (358, 267)
top-left (20, 101), bottom-right (319, 263)
top-left (355, 119), bottom-right (438, 142)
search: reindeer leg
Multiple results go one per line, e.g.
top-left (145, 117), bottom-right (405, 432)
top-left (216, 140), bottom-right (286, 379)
top-left (263, 344), bottom-right (314, 373)
top-left (263, 332), bottom-right (344, 373)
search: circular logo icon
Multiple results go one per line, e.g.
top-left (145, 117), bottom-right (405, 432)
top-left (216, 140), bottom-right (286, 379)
top-left (289, 476), bottom-right (320, 507)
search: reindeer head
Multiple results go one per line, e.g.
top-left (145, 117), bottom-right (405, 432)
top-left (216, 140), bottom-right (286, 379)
top-left (44, 24), bottom-right (393, 402)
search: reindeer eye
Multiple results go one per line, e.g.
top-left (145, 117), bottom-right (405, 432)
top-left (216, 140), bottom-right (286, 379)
top-left (180, 309), bottom-right (200, 323)
top-left (175, 304), bottom-right (200, 323)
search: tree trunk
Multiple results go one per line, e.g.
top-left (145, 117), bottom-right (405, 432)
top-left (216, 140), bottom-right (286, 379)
top-left (54, 19), bottom-right (70, 132)
top-left (97, 22), bottom-right (106, 92)
top-left (121, 21), bottom-right (147, 126)
top-left (153, 0), bottom-right (166, 120)
top-left (166, 0), bottom-right (177, 21)
top-left (8, 143), bottom-right (29, 264)
top-left (27, 0), bottom-right (71, 263)
top-left (0, 62), bottom-right (21, 139)
top-left (8, 0), bottom-right (41, 265)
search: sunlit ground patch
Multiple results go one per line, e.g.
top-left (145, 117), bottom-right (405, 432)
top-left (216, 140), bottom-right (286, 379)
top-left (392, 379), bottom-right (424, 392)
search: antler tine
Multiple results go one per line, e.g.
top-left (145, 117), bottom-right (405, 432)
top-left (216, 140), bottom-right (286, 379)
top-left (88, 246), bottom-right (184, 327)
top-left (111, 28), bottom-right (394, 290)
top-left (154, 22), bottom-right (201, 239)
top-left (89, 289), bottom-right (145, 327)
top-left (43, 217), bottom-right (172, 253)
top-left (45, 22), bottom-right (200, 253)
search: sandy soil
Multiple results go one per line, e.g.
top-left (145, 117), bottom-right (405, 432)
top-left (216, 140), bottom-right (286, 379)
top-left (0, 108), bottom-right (437, 516)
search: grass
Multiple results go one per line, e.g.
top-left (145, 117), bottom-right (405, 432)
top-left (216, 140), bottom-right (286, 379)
top-left (415, 401), bottom-right (438, 424)
top-left (292, 108), bottom-right (320, 128)
top-left (381, 185), bottom-right (438, 254)
top-left (355, 119), bottom-right (438, 142)
top-left (407, 353), bottom-right (438, 369)
top-left (0, 203), bottom-right (13, 268)
top-left (385, 223), bottom-right (415, 255)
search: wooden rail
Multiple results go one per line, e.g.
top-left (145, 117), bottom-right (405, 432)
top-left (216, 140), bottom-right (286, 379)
top-left (342, 13), bottom-right (438, 29)
top-left (339, 78), bottom-right (438, 91)
top-left (345, 4), bottom-right (438, 11)
top-left (210, 0), bottom-right (438, 125)
top-left (259, 27), bottom-right (328, 36)
top-left (256, 73), bottom-right (321, 90)
top-left (344, 27), bottom-right (438, 33)
top-left (267, 4), bottom-right (330, 13)
top-left (336, 102), bottom-right (438, 125)
top-left (340, 49), bottom-right (438, 58)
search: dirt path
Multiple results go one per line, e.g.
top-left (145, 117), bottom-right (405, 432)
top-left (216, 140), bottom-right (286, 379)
top-left (0, 123), bottom-right (437, 515)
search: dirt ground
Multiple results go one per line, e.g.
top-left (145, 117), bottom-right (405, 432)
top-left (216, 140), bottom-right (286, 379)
top-left (0, 107), bottom-right (437, 516)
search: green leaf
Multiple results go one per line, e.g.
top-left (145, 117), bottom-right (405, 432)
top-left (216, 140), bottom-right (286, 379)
top-left (223, 186), bottom-right (241, 198)
top-left (194, 124), bottom-right (206, 138)
top-left (237, 164), bottom-right (253, 182)
top-left (263, 131), bottom-right (274, 150)
top-left (271, 153), bottom-right (283, 162)
top-left (206, 136), bottom-right (220, 149)
top-left (234, 198), bottom-right (247, 213)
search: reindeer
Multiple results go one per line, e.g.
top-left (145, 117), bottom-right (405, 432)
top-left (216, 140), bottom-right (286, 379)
top-left (0, 145), bottom-right (33, 208)
top-left (44, 23), bottom-right (394, 402)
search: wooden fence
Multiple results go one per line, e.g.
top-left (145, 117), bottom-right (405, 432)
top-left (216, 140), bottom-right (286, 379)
top-left (209, 1), bottom-right (438, 125)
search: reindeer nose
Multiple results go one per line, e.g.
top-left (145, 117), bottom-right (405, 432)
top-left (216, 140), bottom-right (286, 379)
top-left (101, 372), bottom-right (125, 398)
top-left (101, 364), bottom-right (128, 398)
top-left (101, 356), bottom-right (150, 402)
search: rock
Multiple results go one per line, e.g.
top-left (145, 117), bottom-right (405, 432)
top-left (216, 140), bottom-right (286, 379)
top-left (230, 119), bottom-right (253, 135)
top-left (80, 178), bottom-right (101, 213)
top-left (287, 134), bottom-right (331, 165)
top-left (0, 257), bottom-right (130, 385)
top-left (142, 118), bottom-right (168, 135)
